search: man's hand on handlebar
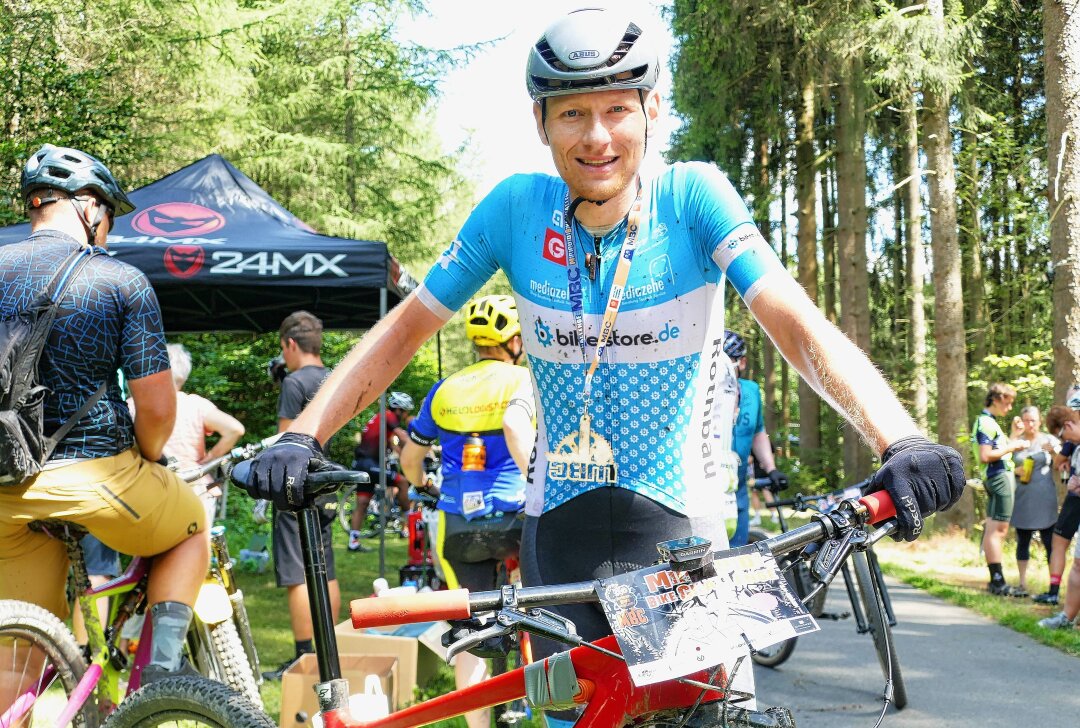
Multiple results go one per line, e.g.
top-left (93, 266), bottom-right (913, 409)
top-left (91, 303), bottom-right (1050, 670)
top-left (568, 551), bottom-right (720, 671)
top-left (766, 469), bottom-right (789, 491)
top-left (866, 435), bottom-right (965, 542)
top-left (244, 432), bottom-right (325, 510)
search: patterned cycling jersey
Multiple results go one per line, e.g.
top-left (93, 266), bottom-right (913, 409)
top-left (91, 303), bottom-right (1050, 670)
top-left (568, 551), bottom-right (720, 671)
top-left (0, 232), bottom-right (169, 460)
top-left (408, 359), bottom-right (531, 519)
top-left (416, 162), bottom-right (787, 518)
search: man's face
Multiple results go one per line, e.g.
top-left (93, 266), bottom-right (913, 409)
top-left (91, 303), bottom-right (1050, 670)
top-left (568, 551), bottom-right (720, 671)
top-left (280, 338), bottom-right (301, 372)
top-left (1061, 419), bottom-right (1080, 444)
top-left (534, 89), bottom-right (659, 204)
top-left (992, 393), bottom-right (1015, 416)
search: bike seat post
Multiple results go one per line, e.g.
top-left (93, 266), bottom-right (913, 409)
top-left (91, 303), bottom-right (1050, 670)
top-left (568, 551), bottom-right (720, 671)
top-left (298, 505), bottom-right (342, 683)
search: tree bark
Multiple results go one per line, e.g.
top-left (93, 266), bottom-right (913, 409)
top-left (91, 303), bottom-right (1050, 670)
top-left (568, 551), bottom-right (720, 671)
top-left (835, 56), bottom-right (875, 482)
top-left (1046, 0), bottom-right (1080, 401)
top-left (821, 132), bottom-right (839, 325)
top-left (795, 71), bottom-right (822, 470)
top-left (755, 130), bottom-right (779, 436)
top-left (923, 0), bottom-right (970, 528)
top-left (903, 91), bottom-right (929, 433)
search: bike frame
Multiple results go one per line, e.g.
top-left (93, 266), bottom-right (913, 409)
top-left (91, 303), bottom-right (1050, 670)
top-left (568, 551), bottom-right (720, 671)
top-left (278, 468), bottom-right (898, 728)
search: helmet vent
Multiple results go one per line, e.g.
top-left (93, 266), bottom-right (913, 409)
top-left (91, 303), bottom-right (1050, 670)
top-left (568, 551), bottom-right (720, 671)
top-left (537, 22), bottom-right (644, 74)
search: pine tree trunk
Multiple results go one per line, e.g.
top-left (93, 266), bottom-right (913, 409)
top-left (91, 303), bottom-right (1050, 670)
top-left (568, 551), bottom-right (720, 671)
top-left (903, 92), bottom-right (929, 433)
top-left (755, 131), bottom-right (779, 436)
top-left (795, 72), bottom-right (822, 471)
top-left (924, 0), bottom-right (970, 527)
top-left (1045, 0), bottom-right (1080, 400)
top-left (821, 118), bottom-right (839, 325)
top-left (835, 56), bottom-right (875, 482)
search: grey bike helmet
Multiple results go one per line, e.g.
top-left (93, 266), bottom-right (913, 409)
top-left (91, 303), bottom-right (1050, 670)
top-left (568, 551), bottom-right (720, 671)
top-left (388, 391), bottom-right (415, 411)
top-left (526, 8), bottom-right (660, 102)
top-left (21, 144), bottom-right (135, 216)
top-left (723, 330), bottom-right (747, 360)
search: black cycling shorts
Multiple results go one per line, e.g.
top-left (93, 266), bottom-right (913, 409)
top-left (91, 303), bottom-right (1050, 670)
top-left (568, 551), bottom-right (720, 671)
top-left (1054, 494), bottom-right (1080, 540)
top-left (437, 510), bottom-right (523, 592)
top-left (272, 498), bottom-right (337, 587)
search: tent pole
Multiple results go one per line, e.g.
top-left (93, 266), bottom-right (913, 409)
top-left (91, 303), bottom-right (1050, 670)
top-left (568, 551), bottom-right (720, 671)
top-left (378, 287), bottom-right (388, 580)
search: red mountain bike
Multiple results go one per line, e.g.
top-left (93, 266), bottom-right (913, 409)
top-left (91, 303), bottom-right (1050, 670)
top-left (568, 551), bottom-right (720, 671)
top-left (229, 461), bottom-right (902, 728)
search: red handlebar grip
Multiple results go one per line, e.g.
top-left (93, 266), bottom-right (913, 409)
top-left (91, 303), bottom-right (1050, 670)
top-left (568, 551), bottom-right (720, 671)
top-left (350, 588), bottom-right (471, 628)
top-left (859, 491), bottom-right (897, 523)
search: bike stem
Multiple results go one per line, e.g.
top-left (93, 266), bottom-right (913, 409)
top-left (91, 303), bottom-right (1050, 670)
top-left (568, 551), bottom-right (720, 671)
top-left (299, 506), bottom-right (342, 683)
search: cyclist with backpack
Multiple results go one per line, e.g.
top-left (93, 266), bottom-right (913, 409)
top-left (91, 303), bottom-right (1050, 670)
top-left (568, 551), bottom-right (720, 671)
top-left (239, 8), bottom-right (965, 725)
top-left (399, 295), bottom-right (534, 728)
top-left (0, 145), bottom-right (210, 691)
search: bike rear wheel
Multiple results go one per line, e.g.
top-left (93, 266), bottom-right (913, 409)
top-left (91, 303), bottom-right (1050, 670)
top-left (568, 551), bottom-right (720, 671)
top-left (0, 599), bottom-right (98, 728)
top-left (852, 550), bottom-right (907, 710)
top-left (103, 676), bottom-right (274, 728)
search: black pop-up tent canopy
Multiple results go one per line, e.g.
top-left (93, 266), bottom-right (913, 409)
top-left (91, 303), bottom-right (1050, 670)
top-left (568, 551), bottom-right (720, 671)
top-left (0, 154), bottom-right (417, 331)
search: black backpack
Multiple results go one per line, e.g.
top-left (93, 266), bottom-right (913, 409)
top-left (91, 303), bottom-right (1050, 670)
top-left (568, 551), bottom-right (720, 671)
top-left (0, 247), bottom-right (107, 485)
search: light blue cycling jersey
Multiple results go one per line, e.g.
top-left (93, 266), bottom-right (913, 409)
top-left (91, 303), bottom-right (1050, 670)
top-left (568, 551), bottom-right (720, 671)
top-left (416, 162), bottom-right (787, 518)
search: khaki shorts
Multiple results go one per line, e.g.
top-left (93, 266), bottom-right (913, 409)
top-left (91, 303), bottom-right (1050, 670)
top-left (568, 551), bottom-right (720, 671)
top-left (984, 470), bottom-right (1015, 523)
top-left (0, 448), bottom-right (206, 617)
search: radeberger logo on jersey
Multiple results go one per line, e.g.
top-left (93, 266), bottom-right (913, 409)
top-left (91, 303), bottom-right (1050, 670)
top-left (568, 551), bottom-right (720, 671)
top-left (542, 228), bottom-right (567, 266)
top-left (533, 319), bottom-right (681, 349)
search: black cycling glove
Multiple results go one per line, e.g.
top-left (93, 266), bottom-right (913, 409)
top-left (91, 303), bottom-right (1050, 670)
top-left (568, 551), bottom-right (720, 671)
top-left (866, 435), bottom-right (965, 542)
top-left (767, 469), bottom-right (789, 491)
top-left (247, 432), bottom-right (325, 511)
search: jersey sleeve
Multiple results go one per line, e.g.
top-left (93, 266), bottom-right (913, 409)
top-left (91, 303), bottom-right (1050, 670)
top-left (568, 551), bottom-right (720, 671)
top-left (408, 385), bottom-right (441, 446)
top-left (277, 376), bottom-right (307, 421)
top-left (506, 374), bottom-right (536, 423)
top-left (680, 163), bottom-right (789, 307)
top-left (118, 267), bottom-right (170, 381)
top-left (415, 181), bottom-right (512, 319)
top-left (752, 382), bottom-right (765, 435)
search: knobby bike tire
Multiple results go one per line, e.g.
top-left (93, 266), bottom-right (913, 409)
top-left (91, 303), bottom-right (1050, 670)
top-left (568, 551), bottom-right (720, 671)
top-left (0, 599), bottom-right (98, 728)
top-left (337, 486), bottom-right (357, 534)
top-left (207, 620), bottom-right (263, 709)
top-left (103, 676), bottom-right (274, 728)
top-left (851, 550), bottom-right (908, 710)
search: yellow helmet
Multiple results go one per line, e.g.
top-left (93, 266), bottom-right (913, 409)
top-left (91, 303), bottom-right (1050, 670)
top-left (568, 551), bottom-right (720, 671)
top-left (465, 295), bottom-right (520, 346)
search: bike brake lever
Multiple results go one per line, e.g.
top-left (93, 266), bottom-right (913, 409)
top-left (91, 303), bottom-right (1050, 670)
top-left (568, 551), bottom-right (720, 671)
top-left (811, 527), bottom-right (868, 585)
top-left (445, 619), bottom-right (515, 663)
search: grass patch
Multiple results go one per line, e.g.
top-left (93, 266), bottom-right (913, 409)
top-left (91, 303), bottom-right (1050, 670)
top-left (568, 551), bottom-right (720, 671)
top-left (873, 530), bottom-right (1080, 656)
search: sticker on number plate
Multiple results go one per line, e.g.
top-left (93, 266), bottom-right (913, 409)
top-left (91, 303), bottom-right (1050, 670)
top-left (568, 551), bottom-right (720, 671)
top-left (595, 544), bottom-right (818, 686)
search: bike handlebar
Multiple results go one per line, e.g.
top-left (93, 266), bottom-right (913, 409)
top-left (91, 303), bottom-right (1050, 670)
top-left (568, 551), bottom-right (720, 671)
top-left (349, 491), bottom-right (898, 628)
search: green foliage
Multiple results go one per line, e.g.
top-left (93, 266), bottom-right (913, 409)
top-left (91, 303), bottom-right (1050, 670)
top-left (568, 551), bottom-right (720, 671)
top-left (969, 350), bottom-right (1055, 412)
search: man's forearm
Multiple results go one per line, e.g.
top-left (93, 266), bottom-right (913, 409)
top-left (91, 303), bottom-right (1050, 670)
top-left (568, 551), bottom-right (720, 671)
top-left (290, 293), bottom-right (444, 444)
top-left (750, 431), bottom-right (777, 472)
top-left (750, 278), bottom-right (919, 455)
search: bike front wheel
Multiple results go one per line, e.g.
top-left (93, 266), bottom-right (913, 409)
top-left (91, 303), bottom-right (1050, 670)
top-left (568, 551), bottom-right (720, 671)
top-left (103, 676), bottom-right (274, 728)
top-left (852, 550), bottom-right (907, 710)
top-left (207, 620), bottom-right (263, 709)
top-left (0, 599), bottom-right (98, 728)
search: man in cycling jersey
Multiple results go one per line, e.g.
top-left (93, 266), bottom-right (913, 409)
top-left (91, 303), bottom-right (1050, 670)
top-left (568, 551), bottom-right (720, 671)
top-left (349, 391), bottom-right (415, 550)
top-left (722, 331), bottom-right (787, 546)
top-left (241, 7), bottom-right (964, 718)
top-left (1035, 385), bottom-right (1080, 605)
top-left (0, 145), bottom-right (210, 689)
top-left (399, 294), bottom-right (535, 728)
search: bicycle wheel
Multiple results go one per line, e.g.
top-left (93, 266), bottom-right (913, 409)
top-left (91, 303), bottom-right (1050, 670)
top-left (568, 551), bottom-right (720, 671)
top-left (104, 676), bottom-right (274, 728)
top-left (852, 550), bottom-right (907, 710)
top-left (207, 621), bottom-right (263, 709)
top-left (0, 599), bottom-right (98, 728)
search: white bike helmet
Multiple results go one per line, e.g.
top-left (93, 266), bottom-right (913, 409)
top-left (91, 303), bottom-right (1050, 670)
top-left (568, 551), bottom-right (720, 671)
top-left (526, 8), bottom-right (660, 102)
top-left (388, 391), bottom-right (414, 411)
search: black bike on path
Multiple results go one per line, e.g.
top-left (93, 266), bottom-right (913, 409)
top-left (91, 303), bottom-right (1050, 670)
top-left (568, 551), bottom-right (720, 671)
top-left (747, 477), bottom-right (907, 711)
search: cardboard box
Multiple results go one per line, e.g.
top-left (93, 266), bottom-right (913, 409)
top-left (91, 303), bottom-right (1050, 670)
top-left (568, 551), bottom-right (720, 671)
top-left (334, 619), bottom-right (448, 708)
top-left (279, 653), bottom-right (396, 728)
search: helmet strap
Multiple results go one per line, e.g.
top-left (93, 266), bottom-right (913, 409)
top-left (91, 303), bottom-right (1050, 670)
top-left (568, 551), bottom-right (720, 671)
top-left (68, 197), bottom-right (100, 244)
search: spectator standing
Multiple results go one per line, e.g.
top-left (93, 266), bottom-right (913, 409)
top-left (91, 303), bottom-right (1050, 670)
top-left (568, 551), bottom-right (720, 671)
top-left (1034, 388), bottom-right (1080, 605)
top-left (722, 331), bottom-right (787, 546)
top-left (972, 382), bottom-right (1028, 596)
top-left (263, 311), bottom-right (340, 680)
top-left (1010, 406), bottom-right (1060, 596)
top-left (1038, 405), bottom-right (1080, 629)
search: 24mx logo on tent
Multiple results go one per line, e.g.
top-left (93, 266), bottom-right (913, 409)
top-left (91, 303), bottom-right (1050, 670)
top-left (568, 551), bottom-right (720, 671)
top-left (132, 202), bottom-right (226, 237)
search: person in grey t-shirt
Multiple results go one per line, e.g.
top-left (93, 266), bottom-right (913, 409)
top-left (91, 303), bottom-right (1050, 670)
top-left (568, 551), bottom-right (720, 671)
top-left (1011, 406), bottom-right (1061, 596)
top-left (262, 311), bottom-right (339, 681)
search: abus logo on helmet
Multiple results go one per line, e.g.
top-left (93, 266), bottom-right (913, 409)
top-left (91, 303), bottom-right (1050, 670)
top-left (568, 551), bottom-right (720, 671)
top-left (164, 245), bottom-right (205, 278)
top-left (131, 202), bottom-right (226, 238)
top-left (569, 50), bottom-right (599, 60)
